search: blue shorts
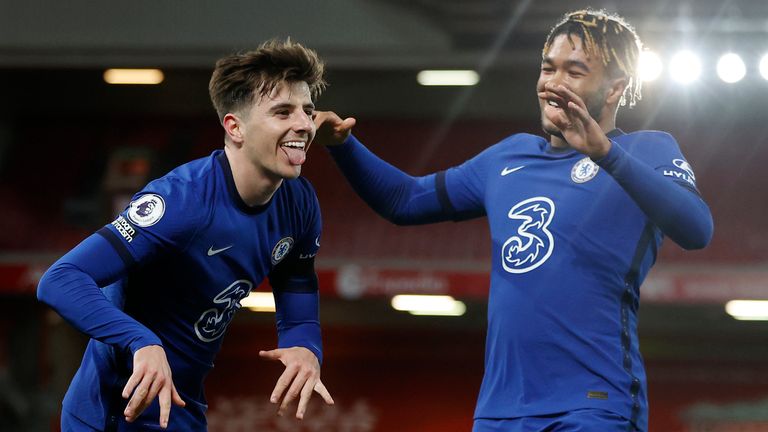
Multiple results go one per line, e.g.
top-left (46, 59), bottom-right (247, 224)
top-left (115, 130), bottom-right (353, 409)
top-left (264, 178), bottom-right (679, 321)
top-left (473, 409), bottom-right (640, 432)
top-left (61, 410), bottom-right (100, 432)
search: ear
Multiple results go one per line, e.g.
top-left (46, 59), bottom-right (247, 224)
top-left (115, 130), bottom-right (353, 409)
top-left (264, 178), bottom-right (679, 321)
top-left (222, 113), bottom-right (244, 146)
top-left (605, 77), bottom-right (628, 106)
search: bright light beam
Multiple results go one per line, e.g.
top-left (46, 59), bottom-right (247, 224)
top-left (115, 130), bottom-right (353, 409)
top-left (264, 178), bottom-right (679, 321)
top-left (725, 300), bottom-right (768, 321)
top-left (638, 50), bottom-right (663, 82)
top-left (669, 51), bottom-right (702, 84)
top-left (417, 70), bottom-right (479, 86)
top-left (716, 53), bottom-right (746, 83)
top-left (391, 294), bottom-right (467, 316)
top-left (240, 292), bottom-right (275, 312)
top-left (104, 69), bottom-right (164, 85)
top-left (759, 54), bottom-right (768, 80)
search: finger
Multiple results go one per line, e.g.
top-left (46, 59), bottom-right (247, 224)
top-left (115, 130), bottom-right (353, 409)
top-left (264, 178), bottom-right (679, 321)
top-left (537, 91), bottom-right (567, 107)
top-left (259, 349), bottom-right (284, 362)
top-left (270, 365), bottom-right (298, 404)
top-left (158, 386), bottom-right (171, 429)
top-left (171, 384), bottom-right (186, 407)
top-left (313, 380), bottom-right (334, 405)
top-left (122, 370), bottom-right (144, 399)
top-left (295, 377), bottom-right (316, 419)
top-left (279, 369), bottom-right (310, 417)
top-left (553, 84), bottom-right (588, 111)
top-left (129, 374), bottom-right (165, 422)
top-left (567, 100), bottom-right (591, 123)
top-left (338, 117), bottom-right (356, 132)
top-left (124, 374), bottom-right (153, 421)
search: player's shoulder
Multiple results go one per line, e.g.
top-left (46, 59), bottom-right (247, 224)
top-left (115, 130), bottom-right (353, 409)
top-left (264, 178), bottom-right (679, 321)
top-left (615, 129), bottom-right (679, 148)
top-left (128, 152), bottom-right (220, 225)
top-left (143, 152), bottom-right (220, 200)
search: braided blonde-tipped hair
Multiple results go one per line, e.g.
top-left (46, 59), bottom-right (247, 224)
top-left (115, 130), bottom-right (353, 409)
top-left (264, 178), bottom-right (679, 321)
top-left (543, 9), bottom-right (643, 108)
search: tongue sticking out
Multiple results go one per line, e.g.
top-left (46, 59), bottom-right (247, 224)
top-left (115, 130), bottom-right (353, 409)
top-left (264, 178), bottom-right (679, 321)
top-left (282, 146), bottom-right (306, 165)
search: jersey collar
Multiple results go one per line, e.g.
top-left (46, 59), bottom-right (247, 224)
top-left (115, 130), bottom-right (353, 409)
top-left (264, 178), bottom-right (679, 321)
top-left (216, 150), bottom-right (272, 215)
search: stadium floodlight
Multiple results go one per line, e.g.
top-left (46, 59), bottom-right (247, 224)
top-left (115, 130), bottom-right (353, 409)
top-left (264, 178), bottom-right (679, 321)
top-left (104, 69), bottom-right (164, 85)
top-left (417, 70), bottom-right (479, 86)
top-left (669, 51), bottom-right (702, 84)
top-left (716, 53), bottom-right (746, 83)
top-left (638, 50), bottom-right (663, 82)
top-left (759, 54), bottom-right (768, 80)
top-left (391, 294), bottom-right (467, 316)
top-left (240, 292), bottom-right (276, 312)
top-left (725, 300), bottom-right (768, 321)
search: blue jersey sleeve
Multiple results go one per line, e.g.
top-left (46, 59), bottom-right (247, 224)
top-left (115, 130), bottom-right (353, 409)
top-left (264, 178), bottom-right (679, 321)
top-left (102, 177), bottom-right (205, 265)
top-left (37, 233), bottom-right (162, 355)
top-left (37, 177), bottom-right (204, 354)
top-left (327, 134), bottom-right (457, 225)
top-left (597, 132), bottom-right (713, 250)
top-left (442, 143), bottom-right (500, 219)
top-left (268, 183), bottom-right (323, 362)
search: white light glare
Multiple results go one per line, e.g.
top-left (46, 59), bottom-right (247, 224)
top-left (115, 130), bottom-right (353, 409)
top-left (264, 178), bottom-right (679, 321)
top-left (669, 51), bottom-right (702, 84)
top-left (240, 292), bottom-right (276, 312)
top-left (103, 69), bottom-right (164, 85)
top-left (725, 300), bottom-right (768, 321)
top-left (717, 53), bottom-right (746, 83)
top-left (759, 54), bottom-right (768, 80)
top-left (417, 70), bottom-right (479, 86)
top-left (638, 51), bottom-right (663, 82)
top-left (391, 294), bottom-right (467, 316)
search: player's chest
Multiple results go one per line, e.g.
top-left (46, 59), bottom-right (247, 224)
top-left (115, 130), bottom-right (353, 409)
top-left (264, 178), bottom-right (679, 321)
top-left (184, 210), bottom-right (300, 287)
top-left (484, 154), bottom-right (624, 231)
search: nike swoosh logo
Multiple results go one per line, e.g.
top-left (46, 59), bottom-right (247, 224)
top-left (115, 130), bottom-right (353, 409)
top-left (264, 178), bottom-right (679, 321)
top-left (207, 245), bottom-right (233, 256)
top-left (501, 166), bottom-right (525, 176)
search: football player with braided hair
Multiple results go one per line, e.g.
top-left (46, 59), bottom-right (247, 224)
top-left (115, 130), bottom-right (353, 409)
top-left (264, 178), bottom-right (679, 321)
top-left (315, 9), bottom-right (712, 432)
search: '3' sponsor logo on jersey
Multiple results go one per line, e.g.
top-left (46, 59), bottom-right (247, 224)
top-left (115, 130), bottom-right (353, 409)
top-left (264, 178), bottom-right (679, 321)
top-left (194, 280), bottom-right (253, 342)
top-left (501, 197), bottom-right (555, 274)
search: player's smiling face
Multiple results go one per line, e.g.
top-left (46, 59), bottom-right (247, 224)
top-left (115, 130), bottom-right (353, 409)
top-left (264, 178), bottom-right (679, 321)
top-left (537, 34), bottom-right (610, 138)
top-left (239, 80), bottom-right (316, 181)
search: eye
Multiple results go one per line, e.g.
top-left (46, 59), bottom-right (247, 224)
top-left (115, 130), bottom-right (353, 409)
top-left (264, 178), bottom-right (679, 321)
top-left (275, 110), bottom-right (290, 117)
top-left (541, 66), bottom-right (555, 73)
top-left (304, 108), bottom-right (315, 116)
top-left (568, 70), bottom-right (585, 78)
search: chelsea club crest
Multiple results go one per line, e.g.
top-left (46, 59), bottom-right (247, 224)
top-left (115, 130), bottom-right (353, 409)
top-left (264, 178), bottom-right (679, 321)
top-left (271, 237), bottom-right (294, 265)
top-left (571, 157), bottom-right (600, 183)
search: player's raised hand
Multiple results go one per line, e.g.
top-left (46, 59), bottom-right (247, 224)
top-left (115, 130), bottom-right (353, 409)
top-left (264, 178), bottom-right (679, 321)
top-left (259, 346), bottom-right (334, 420)
top-left (122, 345), bottom-right (185, 429)
top-left (313, 111), bottom-right (356, 147)
top-left (538, 82), bottom-right (612, 159)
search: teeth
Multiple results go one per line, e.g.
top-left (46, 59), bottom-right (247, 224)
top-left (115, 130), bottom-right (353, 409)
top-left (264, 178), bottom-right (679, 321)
top-left (547, 101), bottom-right (559, 107)
top-left (282, 141), bottom-right (305, 149)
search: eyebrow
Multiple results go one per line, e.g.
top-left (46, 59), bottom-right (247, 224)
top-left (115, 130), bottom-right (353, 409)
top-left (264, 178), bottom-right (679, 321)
top-left (268, 102), bottom-right (315, 112)
top-left (542, 57), bottom-right (591, 73)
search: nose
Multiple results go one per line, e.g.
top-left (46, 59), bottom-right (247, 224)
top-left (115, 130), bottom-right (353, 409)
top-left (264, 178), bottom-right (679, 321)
top-left (293, 112), bottom-right (314, 134)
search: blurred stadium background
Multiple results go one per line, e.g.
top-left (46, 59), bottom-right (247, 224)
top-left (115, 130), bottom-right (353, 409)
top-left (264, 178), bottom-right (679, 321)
top-left (2, 0), bottom-right (768, 430)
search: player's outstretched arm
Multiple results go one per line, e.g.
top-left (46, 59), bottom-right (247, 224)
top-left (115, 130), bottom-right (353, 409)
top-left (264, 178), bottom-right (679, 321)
top-left (259, 347), bottom-right (334, 419)
top-left (313, 110), bottom-right (453, 225)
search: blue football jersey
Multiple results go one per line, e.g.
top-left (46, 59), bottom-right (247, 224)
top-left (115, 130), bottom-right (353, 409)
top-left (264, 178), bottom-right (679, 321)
top-left (441, 130), bottom-right (701, 431)
top-left (61, 150), bottom-right (322, 431)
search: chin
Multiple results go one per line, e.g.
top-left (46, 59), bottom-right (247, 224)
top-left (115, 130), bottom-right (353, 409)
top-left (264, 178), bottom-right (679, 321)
top-left (282, 167), bottom-right (302, 179)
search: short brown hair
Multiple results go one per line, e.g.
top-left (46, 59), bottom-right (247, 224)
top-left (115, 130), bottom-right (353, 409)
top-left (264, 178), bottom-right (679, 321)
top-left (208, 38), bottom-right (327, 122)
top-left (543, 9), bottom-right (643, 108)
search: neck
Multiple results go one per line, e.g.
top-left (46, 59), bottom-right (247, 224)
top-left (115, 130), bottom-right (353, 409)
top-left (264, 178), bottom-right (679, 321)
top-left (224, 145), bottom-right (282, 207)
